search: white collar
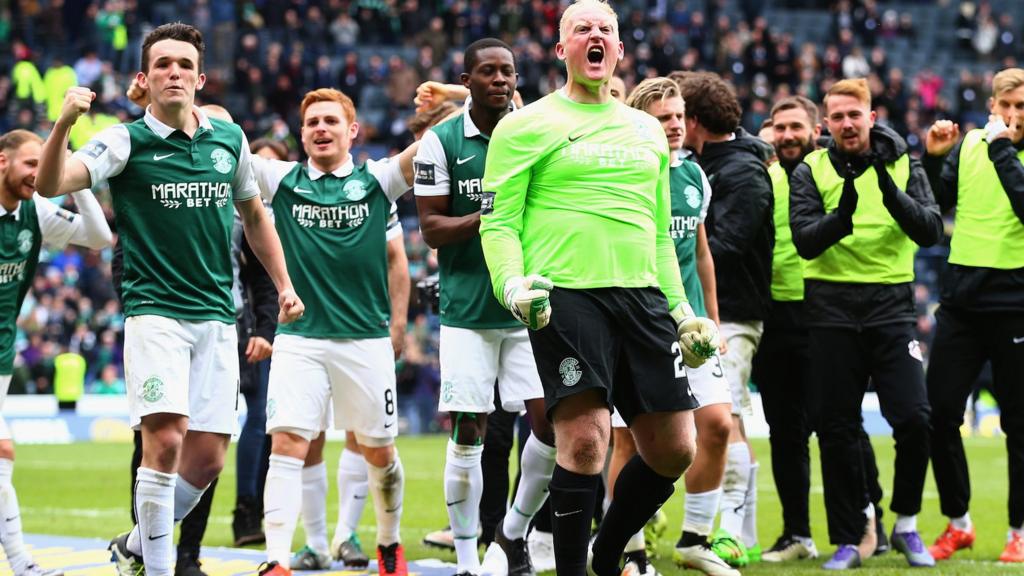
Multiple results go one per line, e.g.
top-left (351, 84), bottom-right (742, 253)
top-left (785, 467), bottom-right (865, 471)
top-left (307, 155), bottom-right (355, 180)
top-left (672, 148), bottom-right (693, 168)
top-left (0, 201), bottom-right (21, 221)
top-left (144, 105), bottom-right (214, 139)
top-left (462, 95), bottom-right (517, 138)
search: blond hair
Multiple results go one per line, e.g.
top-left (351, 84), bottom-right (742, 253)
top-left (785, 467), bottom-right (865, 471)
top-left (993, 68), bottom-right (1024, 97)
top-left (626, 77), bottom-right (681, 114)
top-left (559, 0), bottom-right (618, 42)
top-left (825, 78), bottom-right (871, 109)
top-left (0, 129), bottom-right (42, 153)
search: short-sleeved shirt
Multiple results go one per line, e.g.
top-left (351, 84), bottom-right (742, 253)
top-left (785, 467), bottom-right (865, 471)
top-left (670, 153), bottom-right (713, 317)
top-left (414, 98), bottom-right (519, 329)
top-left (479, 90), bottom-right (687, 310)
top-left (73, 107), bottom-right (260, 323)
top-left (252, 155), bottom-right (409, 339)
top-left (0, 197), bottom-right (89, 374)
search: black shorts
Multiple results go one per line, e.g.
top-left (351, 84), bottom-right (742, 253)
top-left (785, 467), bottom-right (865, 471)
top-left (528, 286), bottom-right (697, 425)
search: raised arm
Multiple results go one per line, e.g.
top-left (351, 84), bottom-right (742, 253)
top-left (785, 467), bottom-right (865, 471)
top-left (36, 87), bottom-right (96, 197)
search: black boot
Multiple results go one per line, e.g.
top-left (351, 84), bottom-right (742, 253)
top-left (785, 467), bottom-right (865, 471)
top-left (174, 554), bottom-right (207, 576)
top-left (233, 495), bottom-right (265, 547)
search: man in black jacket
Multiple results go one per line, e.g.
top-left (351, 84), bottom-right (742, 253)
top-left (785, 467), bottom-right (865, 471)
top-left (922, 67), bottom-right (1024, 564)
top-left (757, 96), bottom-right (889, 564)
top-left (676, 72), bottom-right (774, 567)
top-left (789, 78), bottom-right (943, 570)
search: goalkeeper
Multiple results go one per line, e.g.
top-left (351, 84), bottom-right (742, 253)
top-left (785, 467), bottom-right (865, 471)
top-left (479, 2), bottom-right (717, 573)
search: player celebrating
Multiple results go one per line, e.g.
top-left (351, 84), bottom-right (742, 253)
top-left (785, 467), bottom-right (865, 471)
top-left (922, 68), bottom-right (1024, 563)
top-left (480, 2), bottom-right (718, 573)
top-left (0, 129), bottom-right (112, 576)
top-left (249, 87), bottom-right (416, 576)
top-left (616, 77), bottom-right (736, 576)
top-left (757, 96), bottom-right (889, 563)
top-left (414, 38), bottom-right (557, 576)
top-left (36, 23), bottom-right (302, 576)
top-left (789, 78), bottom-right (942, 570)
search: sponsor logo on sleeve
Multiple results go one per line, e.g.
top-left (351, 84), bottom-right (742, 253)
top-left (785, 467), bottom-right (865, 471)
top-left (481, 191), bottom-right (495, 215)
top-left (80, 141), bottom-right (108, 159)
top-left (414, 161), bottom-right (436, 186)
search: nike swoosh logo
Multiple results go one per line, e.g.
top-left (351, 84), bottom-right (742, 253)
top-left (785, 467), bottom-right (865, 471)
top-left (554, 509), bottom-right (582, 518)
top-left (456, 155), bottom-right (476, 165)
top-left (446, 499), bottom-right (466, 507)
top-left (353, 494), bottom-right (367, 500)
top-left (293, 187), bottom-right (314, 194)
top-left (5, 515), bottom-right (18, 522)
top-left (1014, 336), bottom-right (1024, 344)
top-left (568, 131), bottom-right (587, 142)
top-left (384, 421), bottom-right (395, 428)
top-left (153, 153), bottom-right (175, 161)
top-left (148, 533), bottom-right (169, 540)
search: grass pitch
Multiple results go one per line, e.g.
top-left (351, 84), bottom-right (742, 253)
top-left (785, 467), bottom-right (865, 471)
top-left (14, 435), bottom-right (1021, 574)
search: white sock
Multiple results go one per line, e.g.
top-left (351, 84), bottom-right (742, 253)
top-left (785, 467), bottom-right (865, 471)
top-left (264, 454), bottom-right (304, 567)
top-left (503, 435), bottom-right (556, 540)
top-left (742, 462), bottom-right (759, 548)
top-left (895, 514), bottom-right (917, 533)
top-left (683, 488), bottom-right (722, 536)
top-left (368, 455), bottom-right (404, 546)
top-left (134, 467), bottom-right (176, 576)
top-left (719, 442), bottom-right (751, 537)
top-left (173, 478), bottom-right (206, 523)
top-left (0, 459), bottom-right (30, 574)
top-left (445, 440), bottom-right (483, 572)
top-left (302, 462), bottom-right (329, 555)
top-left (951, 513), bottom-right (971, 531)
top-left (335, 448), bottom-right (369, 543)
top-left (624, 530), bottom-right (645, 553)
top-left (864, 503), bottom-right (876, 519)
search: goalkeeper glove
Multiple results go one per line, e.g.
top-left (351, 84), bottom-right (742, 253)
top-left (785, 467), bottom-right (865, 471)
top-left (670, 302), bottom-right (720, 368)
top-left (503, 275), bottom-right (553, 330)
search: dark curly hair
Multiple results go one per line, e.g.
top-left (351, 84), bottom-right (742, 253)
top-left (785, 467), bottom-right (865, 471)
top-left (675, 72), bottom-right (742, 135)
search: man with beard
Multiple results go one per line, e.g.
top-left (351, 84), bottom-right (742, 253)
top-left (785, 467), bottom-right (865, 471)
top-left (0, 129), bottom-right (111, 576)
top-left (756, 96), bottom-right (888, 564)
top-left (789, 78), bottom-right (942, 570)
top-left (480, 1), bottom-right (718, 573)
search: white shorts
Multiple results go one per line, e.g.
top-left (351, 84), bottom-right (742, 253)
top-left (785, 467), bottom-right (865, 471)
top-left (266, 334), bottom-right (396, 447)
top-left (0, 374), bottom-right (10, 440)
top-left (720, 321), bottom-right (764, 418)
top-left (124, 315), bottom-right (239, 434)
top-left (611, 350), bottom-right (732, 428)
top-left (438, 325), bottom-right (543, 414)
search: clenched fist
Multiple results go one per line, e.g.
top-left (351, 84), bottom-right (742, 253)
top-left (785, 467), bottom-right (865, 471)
top-left (59, 86), bottom-right (96, 127)
top-left (925, 120), bottom-right (960, 156)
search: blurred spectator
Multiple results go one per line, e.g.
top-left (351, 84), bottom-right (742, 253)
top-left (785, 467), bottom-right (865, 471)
top-left (92, 364), bottom-right (126, 395)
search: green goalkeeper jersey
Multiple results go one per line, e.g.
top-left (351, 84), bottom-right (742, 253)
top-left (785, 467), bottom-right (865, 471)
top-left (479, 90), bottom-right (687, 310)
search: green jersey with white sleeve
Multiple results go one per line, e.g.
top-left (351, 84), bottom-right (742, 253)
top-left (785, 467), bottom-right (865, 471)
top-left (252, 155), bottom-right (410, 339)
top-left (73, 107), bottom-right (259, 323)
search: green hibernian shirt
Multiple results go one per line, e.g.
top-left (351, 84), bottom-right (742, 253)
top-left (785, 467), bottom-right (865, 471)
top-left (669, 154), bottom-right (712, 318)
top-left (75, 107), bottom-right (260, 323)
top-left (0, 195), bottom-right (99, 374)
top-left (413, 98), bottom-right (519, 329)
top-left (252, 155), bottom-right (410, 339)
top-left (479, 90), bottom-right (687, 310)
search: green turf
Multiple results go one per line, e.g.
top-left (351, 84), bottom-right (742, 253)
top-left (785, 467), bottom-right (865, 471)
top-left (13, 436), bottom-right (1020, 574)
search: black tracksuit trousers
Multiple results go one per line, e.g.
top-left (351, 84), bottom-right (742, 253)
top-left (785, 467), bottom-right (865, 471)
top-left (808, 322), bottom-right (931, 545)
top-left (928, 306), bottom-right (1024, 528)
top-left (754, 301), bottom-right (884, 539)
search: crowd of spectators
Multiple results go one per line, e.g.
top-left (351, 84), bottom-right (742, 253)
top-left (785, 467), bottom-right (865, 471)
top-left (1, 1), bottom-right (1017, 425)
